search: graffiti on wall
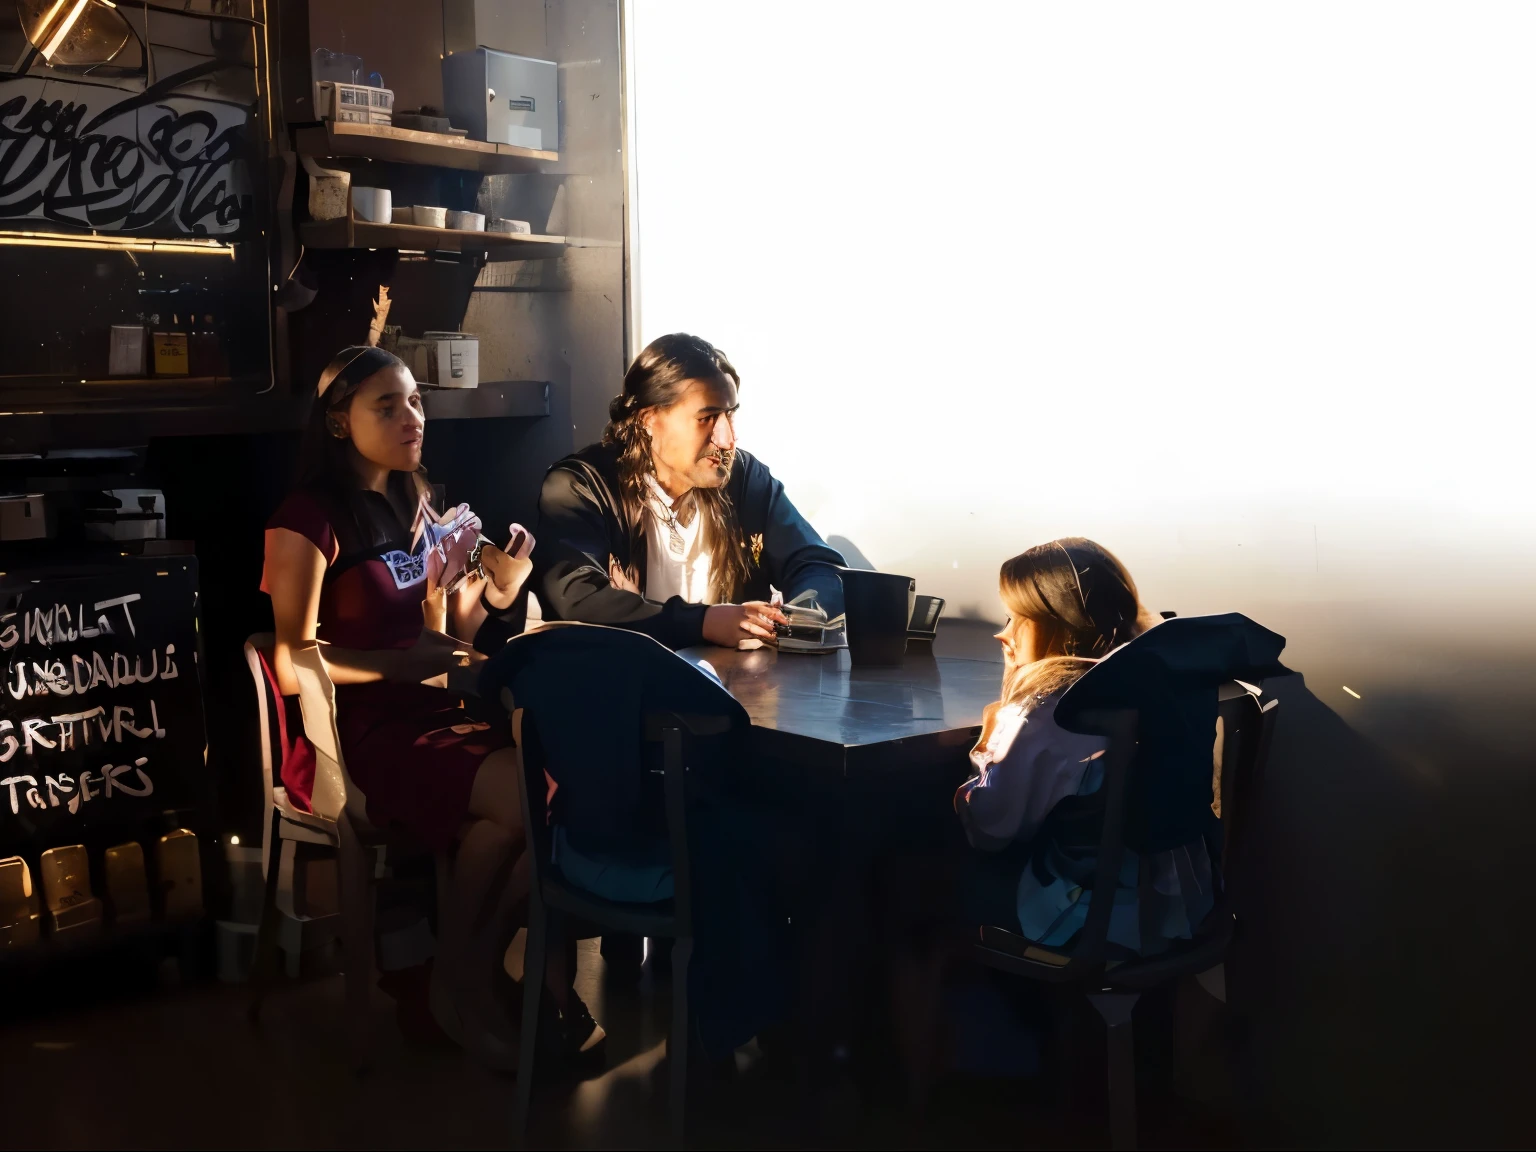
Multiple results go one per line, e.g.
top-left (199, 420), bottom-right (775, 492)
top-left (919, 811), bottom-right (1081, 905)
top-left (0, 77), bottom-right (250, 234)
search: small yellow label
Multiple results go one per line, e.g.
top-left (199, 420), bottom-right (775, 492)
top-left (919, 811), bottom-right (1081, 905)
top-left (153, 332), bottom-right (189, 375)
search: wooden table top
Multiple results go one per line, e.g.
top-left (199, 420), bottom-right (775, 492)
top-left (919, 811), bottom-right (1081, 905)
top-left (676, 642), bottom-right (1002, 776)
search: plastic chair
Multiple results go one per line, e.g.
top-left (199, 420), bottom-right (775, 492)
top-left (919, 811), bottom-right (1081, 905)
top-left (511, 704), bottom-right (717, 1145)
top-left (243, 633), bottom-right (388, 1072)
top-left (973, 684), bottom-right (1279, 1150)
top-left (244, 635), bottom-right (343, 974)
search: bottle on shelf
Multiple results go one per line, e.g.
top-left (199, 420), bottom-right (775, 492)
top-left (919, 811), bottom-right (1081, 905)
top-left (154, 311), bottom-right (189, 377)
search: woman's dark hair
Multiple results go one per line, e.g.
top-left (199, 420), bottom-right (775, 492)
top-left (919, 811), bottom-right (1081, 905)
top-left (294, 345), bottom-right (433, 554)
top-left (601, 333), bottom-right (750, 601)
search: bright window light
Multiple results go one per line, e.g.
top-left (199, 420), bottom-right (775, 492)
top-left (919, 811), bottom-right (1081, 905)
top-left (632, 2), bottom-right (1536, 662)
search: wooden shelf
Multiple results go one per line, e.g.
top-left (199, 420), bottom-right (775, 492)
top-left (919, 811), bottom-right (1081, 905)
top-left (300, 216), bottom-right (567, 258)
top-left (421, 380), bottom-right (549, 420)
top-left (0, 376), bottom-right (308, 453)
top-left (294, 120), bottom-right (557, 173)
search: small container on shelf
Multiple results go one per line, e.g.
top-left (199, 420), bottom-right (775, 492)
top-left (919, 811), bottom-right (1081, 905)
top-left (39, 844), bottom-right (103, 941)
top-left (0, 857), bottom-right (41, 952)
top-left (422, 331), bottom-right (479, 389)
top-left (446, 210), bottom-right (484, 232)
top-left (316, 80), bottom-right (393, 126)
top-left (153, 329), bottom-right (189, 376)
top-left (109, 324), bottom-right (147, 376)
top-left (397, 332), bottom-right (480, 389)
top-left (103, 842), bottom-right (152, 926)
top-left (411, 205), bottom-right (448, 228)
top-left (156, 828), bottom-right (203, 920)
top-left (352, 186), bottom-right (392, 224)
top-left (311, 47), bottom-right (364, 110)
top-left (0, 494), bottom-right (54, 542)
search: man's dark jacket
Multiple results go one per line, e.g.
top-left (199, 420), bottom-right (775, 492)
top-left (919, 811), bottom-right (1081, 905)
top-left (510, 443), bottom-right (845, 651)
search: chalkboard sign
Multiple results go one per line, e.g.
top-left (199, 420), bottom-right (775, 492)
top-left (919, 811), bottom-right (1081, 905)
top-left (0, 557), bottom-right (206, 853)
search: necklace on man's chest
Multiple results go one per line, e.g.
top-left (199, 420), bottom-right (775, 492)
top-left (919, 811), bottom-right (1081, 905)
top-left (650, 489), bottom-right (696, 557)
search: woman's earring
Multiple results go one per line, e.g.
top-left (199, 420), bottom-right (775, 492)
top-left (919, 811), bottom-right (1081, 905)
top-left (327, 417), bottom-right (346, 438)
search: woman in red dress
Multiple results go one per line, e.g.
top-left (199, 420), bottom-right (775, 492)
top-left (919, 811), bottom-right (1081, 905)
top-left (261, 346), bottom-right (601, 1068)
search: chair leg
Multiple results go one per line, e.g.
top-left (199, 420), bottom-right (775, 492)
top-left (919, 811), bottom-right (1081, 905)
top-left (247, 827), bottom-right (285, 1023)
top-left (336, 817), bottom-right (376, 1074)
top-left (669, 935), bottom-right (693, 1144)
top-left (515, 897), bottom-right (549, 1141)
top-left (1088, 991), bottom-right (1141, 1151)
top-left (277, 838), bottom-right (304, 977)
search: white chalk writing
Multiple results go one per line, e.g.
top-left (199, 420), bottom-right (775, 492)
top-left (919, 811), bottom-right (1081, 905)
top-left (1, 756), bottom-right (154, 816)
top-left (0, 593), bottom-right (141, 650)
top-left (5, 642), bottom-right (180, 700)
top-left (0, 701), bottom-right (164, 764)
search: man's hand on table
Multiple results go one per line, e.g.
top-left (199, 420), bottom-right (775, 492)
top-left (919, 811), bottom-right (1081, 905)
top-left (703, 601), bottom-right (789, 648)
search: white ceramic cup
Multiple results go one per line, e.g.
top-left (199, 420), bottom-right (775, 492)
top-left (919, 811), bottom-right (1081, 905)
top-left (446, 210), bottom-right (485, 232)
top-left (412, 205), bottom-right (448, 228)
top-left (352, 186), bottom-right (391, 224)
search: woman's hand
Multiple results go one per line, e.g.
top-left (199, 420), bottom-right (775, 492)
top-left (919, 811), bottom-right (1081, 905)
top-left (478, 526), bottom-right (535, 611)
top-left (702, 601), bottom-right (789, 647)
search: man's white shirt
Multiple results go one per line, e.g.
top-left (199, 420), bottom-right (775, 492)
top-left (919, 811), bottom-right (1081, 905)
top-left (642, 474), bottom-right (718, 605)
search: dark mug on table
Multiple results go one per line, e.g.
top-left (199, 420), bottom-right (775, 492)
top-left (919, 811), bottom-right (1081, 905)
top-left (837, 567), bottom-right (915, 666)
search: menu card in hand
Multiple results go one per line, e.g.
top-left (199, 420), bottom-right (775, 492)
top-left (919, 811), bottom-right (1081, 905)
top-left (412, 496), bottom-right (486, 598)
top-left (772, 587), bottom-right (847, 654)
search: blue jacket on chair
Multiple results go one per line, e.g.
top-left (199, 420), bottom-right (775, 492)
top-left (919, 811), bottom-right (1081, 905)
top-left (477, 622), bottom-right (749, 861)
top-left (1057, 611), bottom-right (1289, 854)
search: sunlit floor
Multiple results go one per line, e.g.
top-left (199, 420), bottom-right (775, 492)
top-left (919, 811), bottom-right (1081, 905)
top-left (0, 934), bottom-right (1240, 1150)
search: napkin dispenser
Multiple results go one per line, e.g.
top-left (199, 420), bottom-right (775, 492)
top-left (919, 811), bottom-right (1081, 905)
top-left (908, 594), bottom-right (946, 641)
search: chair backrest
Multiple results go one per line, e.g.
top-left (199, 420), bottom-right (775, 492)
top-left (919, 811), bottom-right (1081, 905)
top-left (1054, 613), bottom-right (1288, 969)
top-left (1057, 612), bottom-right (1288, 853)
top-left (241, 633), bottom-right (361, 826)
top-left (243, 634), bottom-right (280, 815)
top-left (1213, 685), bottom-right (1279, 912)
top-left (481, 622), bottom-right (747, 858)
top-left (513, 705), bottom-right (723, 929)
top-left (286, 643), bottom-right (363, 823)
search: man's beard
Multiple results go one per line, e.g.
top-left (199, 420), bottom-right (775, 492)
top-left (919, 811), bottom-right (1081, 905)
top-left (697, 448), bottom-right (734, 485)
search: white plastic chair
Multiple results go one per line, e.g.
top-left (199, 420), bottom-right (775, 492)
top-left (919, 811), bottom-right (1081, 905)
top-left (243, 633), bottom-right (386, 1072)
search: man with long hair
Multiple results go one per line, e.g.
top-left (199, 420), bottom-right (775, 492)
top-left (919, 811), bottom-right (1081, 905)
top-left (524, 332), bottom-right (845, 649)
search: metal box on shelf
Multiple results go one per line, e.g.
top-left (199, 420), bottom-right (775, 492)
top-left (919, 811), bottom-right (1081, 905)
top-left (442, 47), bottom-right (558, 151)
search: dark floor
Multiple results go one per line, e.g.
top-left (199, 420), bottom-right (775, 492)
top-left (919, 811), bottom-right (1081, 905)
top-left (0, 934), bottom-right (1237, 1150)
